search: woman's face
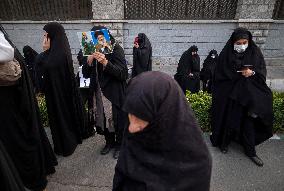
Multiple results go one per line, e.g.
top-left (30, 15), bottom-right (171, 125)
top-left (42, 32), bottom-right (50, 51)
top-left (234, 39), bottom-right (248, 46)
top-left (128, 114), bottom-right (149, 133)
top-left (233, 38), bottom-right (249, 53)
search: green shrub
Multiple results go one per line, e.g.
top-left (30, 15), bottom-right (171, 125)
top-left (36, 91), bottom-right (283, 133)
top-left (273, 92), bottom-right (284, 133)
top-left (186, 91), bottom-right (212, 132)
top-left (37, 94), bottom-right (49, 127)
top-left (186, 91), bottom-right (284, 133)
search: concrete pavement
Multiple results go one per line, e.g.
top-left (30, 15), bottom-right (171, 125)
top-left (46, 131), bottom-right (284, 191)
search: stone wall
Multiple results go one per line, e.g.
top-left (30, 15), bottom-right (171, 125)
top-left (2, 21), bottom-right (124, 62)
top-left (1, 0), bottom-right (283, 90)
top-left (235, 0), bottom-right (277, 19)
top-left (123, 22), bottom-right (237, 76)
top-left (91, 0), bottom-right (124, 19)
top-left (264, 22), bottom-right (284, 59)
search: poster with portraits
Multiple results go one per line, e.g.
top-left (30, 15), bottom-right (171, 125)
top-left (77, 29), bottom-right (113, 56)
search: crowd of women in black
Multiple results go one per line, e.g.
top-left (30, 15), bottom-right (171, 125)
top-left (0, 22), bottom-right (273, 191)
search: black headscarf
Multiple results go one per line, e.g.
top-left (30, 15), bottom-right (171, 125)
top-left (132, 33), bottom-right (152, 77)
top-left (0, 25), bottom-right (57, 191)
top-left (113, 71), bottom-right (212, 191)
top-left (211, 27), bottom-right (273, 147)
top-left (23, 45), bottom-right (38, 70)
top-left (214, 27), bottom-right (266, 82)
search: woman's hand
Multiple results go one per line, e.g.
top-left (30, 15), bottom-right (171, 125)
top-left (241, 68), bottom-right (254, 78)
top-left (93, 52), bottom-right (108, 66)
top-left (87, 55), bottom-right (94, 66)
top-left (134, 43), bottom-right (139, 49)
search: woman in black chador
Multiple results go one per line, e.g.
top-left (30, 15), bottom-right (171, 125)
top-left (83, 26), bottom-right (128, 159)
top-left (0, 26), bottom-right (57, 191)
top-left (42, 22), bottom-right (92, 156)
top-left (174, 45), bottom-right (200, 94)
top-left (132, 33), bottom-right (152, 77)
top-left (200, 49), bottom-right (218, 93)
top-left (210, 27), bottom-right (273, 167)
top-left (113, 71), bottom-right (212, 191)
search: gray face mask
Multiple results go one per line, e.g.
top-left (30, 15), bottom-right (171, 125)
top-left (234, 44), bottom-right (248, 53)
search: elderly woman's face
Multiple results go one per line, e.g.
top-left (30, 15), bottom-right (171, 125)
top-left (128, 114), bottom-right (149, 133)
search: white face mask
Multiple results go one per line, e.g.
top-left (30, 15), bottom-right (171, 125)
top-left (211, 55), bottom-right (216, 58)
top-left (234, 44), bottom-right (248, 53)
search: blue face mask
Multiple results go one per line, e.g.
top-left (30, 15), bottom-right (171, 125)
top-left (234, 44), bottom-right (248, 53)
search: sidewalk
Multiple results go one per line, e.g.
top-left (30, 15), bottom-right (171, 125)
top-left (46, 131), bottom-right (284, 191)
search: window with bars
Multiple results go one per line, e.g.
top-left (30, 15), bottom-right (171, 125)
top-left (0, 0), bottom-right (93, 21)
top-left (124, 0), bottom-right (238, 20)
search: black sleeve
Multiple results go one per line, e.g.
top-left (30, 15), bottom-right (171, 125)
top-left (104, 58), bottom-right (128, 81)
top-left (82, 60), bottom-right (93, 79)
top-left (104, 44), bottom-right (128, 81)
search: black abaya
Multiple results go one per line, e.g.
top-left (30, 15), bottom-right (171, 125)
top-left (210, 28), bottom-right (273, 152)
top-left (43, 22), bottom-right (92, 156)
top-left (174, 45), bottom-right (200, 94)
top-left (0, 26), bottom-right (57, 191)
top-left (113, 71), bottom-right (212, 191)
top-left (132, 33), bottom-right (152, 77)
top-left (0, 140), bottom-right (26, 191)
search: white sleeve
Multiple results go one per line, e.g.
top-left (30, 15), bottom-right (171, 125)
top-left (0, 31), bottom-right (14, 62)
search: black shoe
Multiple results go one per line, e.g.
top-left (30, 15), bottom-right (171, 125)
top-left (220, 146), bottom-right (228, 154)
top-left (249, 155), bottom-right (264, 167)
top-left (113, 147), bottom-right (120, 159)
top-left (100, 144), bottom-right (113, 155)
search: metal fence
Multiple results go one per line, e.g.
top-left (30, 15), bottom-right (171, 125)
top-left (0, 0), bottom-right (93, 21)
top-left (124, 0), bottom-right (238, 20)
top-left (273, 0), bottom-right (284, 19)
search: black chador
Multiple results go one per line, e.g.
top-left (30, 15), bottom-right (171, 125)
top-left (210, 28), bottom-right (273, 166)
top-left (200, 49), bottom-right (218, 93)
top-left (0, 140), bottom-right (26, 191)
top-left (132, 33), bottom-right (152, 77)
top-left (113, 71), bottom-right (212, 191)
top-left (43, 22), bottom-right (93, 156)
top-left (0, 26), bottom-right (57, 191)
top-left (174, 45), bottom-right (200, 94)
